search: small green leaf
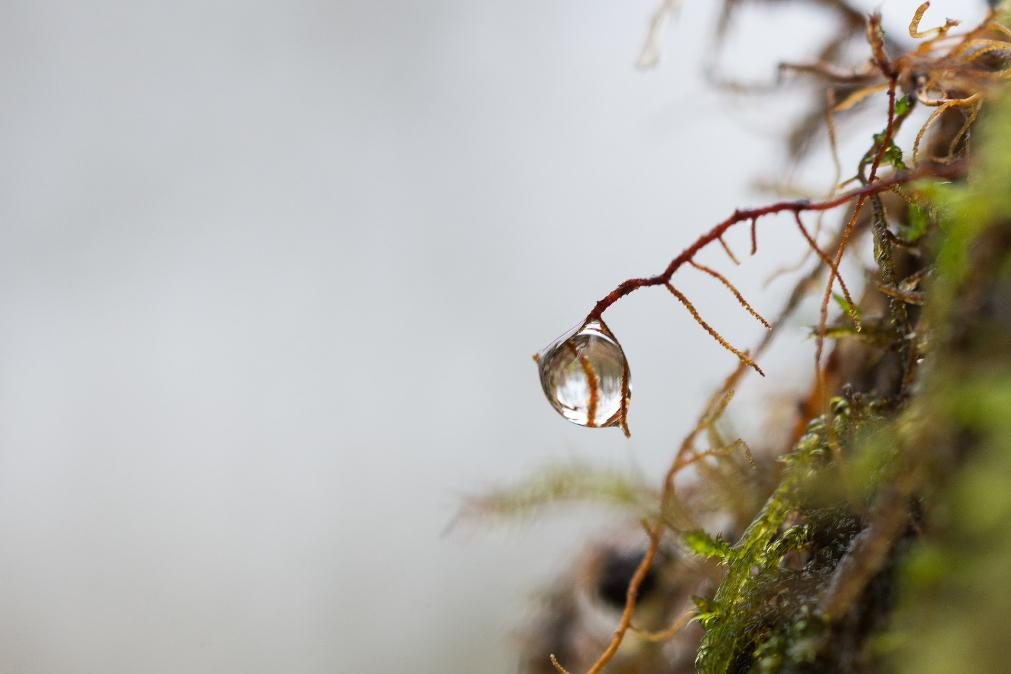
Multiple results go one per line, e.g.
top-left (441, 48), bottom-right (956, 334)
top-left (904, 202), bottom-right (930, 242)
top-left (692, 596), bottom-right (721, 629)
top-left (765, 524), bottom-right (812, 559)
top-left (692, 595), bottom-right (717, 613)
top-left (864, 133), bottom-right (907, 171)
top-left (683, 529), bottom-right (732, 561)
top-left (883, 141), bottom-right (907, 170)
top-left (894, 94), bottom-right (913, 118)
top-left (833, 293), bottom-right (861, 322)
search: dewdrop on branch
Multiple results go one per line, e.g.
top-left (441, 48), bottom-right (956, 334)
top-left (535, 319), bottom-right (631, 435)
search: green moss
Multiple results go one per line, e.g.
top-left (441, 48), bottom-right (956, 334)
top-left (694, 400), bottom-right (883, 674)
top-left (694, 92), bottom-right (1011, 674)
top-left (885, 95), bottom-right (1011, 674)
top-left (683, 529), bottom-right (733, 562)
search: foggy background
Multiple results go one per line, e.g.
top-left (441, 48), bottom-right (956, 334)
top-left (0, 1), bottom-right (984, 672)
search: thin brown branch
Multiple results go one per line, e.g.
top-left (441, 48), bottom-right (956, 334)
top-left (834, 82), bottom-right (890, 112)
top-left (909, 1), bottom-right (959, 40)
top-left (867, 13), bottom-right (896, 78)
top-left (763, 92), bottom-right (844, 288)
top-left (941, 97), bottom-right (983, 163)
top-left (677, 439), bottom-right (753, 472)
top-left (636, 0), bottom-right (681, 70)
top-left (778, 60), bottom-right (875, 84)
top-left (718, 235), bottom-right (741, 265)
top-left (632, 609), bottom-right (696, 642)
top-left (584, 162), bottom-right (960, 324)
top-left (794, 211), bottom-right (861, 330)
top-left (549, 654), bottom-right (573, 674)
top-left (874, 281), bottom-right (926, 305)
top-left (569, 521), bottom-right (662, 674)
top-left (826, 89), bottom-right (842, 189)
top-left (665, 282), bottom-right (765, 376)
top-left (689, 259), bottom-right (771, 329)
top-left (815, 74), bottom-right (900, 384)
top-left (914, 94), bottom-right (980, 164)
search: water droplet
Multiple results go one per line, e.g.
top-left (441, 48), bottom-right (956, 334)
top-left (537, 320), bottom-right (630, 430)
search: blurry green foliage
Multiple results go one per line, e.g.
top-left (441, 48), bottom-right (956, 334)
top-left (688, 88), bottom-right (1011, 674)
top-left (457, 460), bottom-right (657, 524)
top-left (885, 91), bottom-right (1011, 674)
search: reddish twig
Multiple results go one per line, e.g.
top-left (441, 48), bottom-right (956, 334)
top-left (584, 164), bottom-right (956, 325)
top-left (551, 521), bottom-right (662, 674)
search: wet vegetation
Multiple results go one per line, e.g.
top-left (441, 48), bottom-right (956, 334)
top-left (462, 2), bottom-right (1011, 672)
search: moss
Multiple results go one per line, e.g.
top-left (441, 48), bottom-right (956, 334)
top-left (695, 399), bottom-right (885, 674)
top-left (510, 11), bottom-right (1011, 673)
top-left (883, 94), bottom-right (1011, 674)
top-left (695, 89), bottom-right (1011, 674)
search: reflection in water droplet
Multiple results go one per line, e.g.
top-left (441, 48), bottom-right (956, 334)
top-left (537, 320), bottom-right (630, 430)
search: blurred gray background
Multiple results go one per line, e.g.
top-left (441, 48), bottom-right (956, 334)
top-left (0, 1), bottom-right (982, 672)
